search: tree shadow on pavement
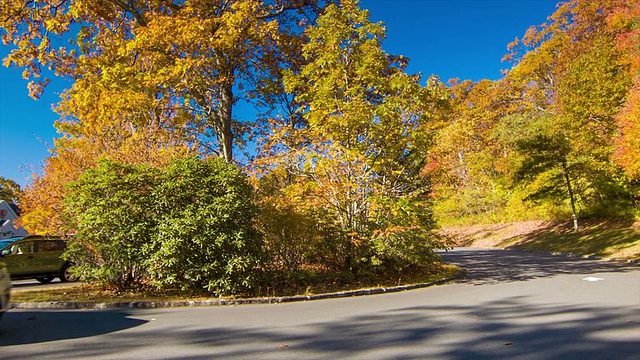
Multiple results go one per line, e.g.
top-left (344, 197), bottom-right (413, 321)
top-left (2, 297), bottom-right (636, 360)
top-left (1, 249), bottom-right (637, 359)
top-left (440, 248), bottom-right (637, 285)
top-left (0, 310), bottom-right (146, 346)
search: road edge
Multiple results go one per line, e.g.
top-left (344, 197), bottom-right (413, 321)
top-left (10, 271), bottom-right (465, 310)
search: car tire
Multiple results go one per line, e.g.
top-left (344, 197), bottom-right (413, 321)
top-left (36, 276), bottom-right (54, 284)
top-left (60, 263), bottom-right (78, 282)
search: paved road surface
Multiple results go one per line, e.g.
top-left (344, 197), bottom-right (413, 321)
top-left (1, 248), bottom-right (638, 359)
top-left (11, 278), bottom-right (82, 292)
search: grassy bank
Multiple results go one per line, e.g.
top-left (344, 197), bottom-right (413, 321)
top-left (443, 219), bottom-right (640, 260)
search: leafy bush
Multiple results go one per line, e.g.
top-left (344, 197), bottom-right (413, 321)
top-left (64, 160), bottom-right (159, 291)
top-left (253, 171), bottom-right (343, 282)
top-left (148, 157), bottom-right (262, 295)
top-left (255, 203), bottom-right (317, 274)
top-left (64, 157), bottom-right (263, 295)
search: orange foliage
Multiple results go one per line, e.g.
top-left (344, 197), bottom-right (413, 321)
top-left (614, 84), bottom-right (640, 179)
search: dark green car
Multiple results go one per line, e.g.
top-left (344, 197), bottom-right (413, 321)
top-left (0, 235), bottom-right (77, 283)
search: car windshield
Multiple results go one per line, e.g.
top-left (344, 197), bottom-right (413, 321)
top-left (0, 238), bottom-right (20, 250)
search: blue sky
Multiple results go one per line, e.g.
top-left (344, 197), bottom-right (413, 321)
top-left (0, 0), bottom-right (559, 187)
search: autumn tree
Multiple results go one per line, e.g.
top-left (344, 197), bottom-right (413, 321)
top-left (0, 177), bottom-right (22, 206)
top-left (2, 0), bottom-right (329, 233)
top-left (257, 0), bottom-right (449, 274)
top-left (614, 85), bottom-right (640, 181)
top-left (1, 0), bottom-right (326, 162)
top-left (499, 0), bottom-right (635, 227)
top-left (609, 0), bottom-right (640, 181)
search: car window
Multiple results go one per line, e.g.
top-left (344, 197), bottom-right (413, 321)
top-left (11, 241), bottom-right (34, 255)
top-left (0, 240), bottom-right (15, 249)
top-left (37, 240), bottom-right (66, 252)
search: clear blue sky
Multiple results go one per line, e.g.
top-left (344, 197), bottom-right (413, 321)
top-left (0, 0), bottom-right (559, 187)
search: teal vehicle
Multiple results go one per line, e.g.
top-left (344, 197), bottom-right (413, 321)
top-left (0, 235), bottom-right (76, 283)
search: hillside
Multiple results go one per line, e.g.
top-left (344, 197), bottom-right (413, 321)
top-left (441, 220), bottom-right (640, 261)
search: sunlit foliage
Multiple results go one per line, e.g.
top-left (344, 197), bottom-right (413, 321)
top-left (255, 0), bottom-right (451, 276)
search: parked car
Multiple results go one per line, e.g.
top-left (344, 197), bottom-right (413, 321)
top-left (0, 235), bottom-right (77, 283)
top-left (0, 261), bottom-right (10, 319)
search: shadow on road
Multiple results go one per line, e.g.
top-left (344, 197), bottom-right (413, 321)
top-left (0, 310), bottom-right (146, 346)
top-left (1, 249), bottom-right (637, 359)
top-left (441, 248), bottom-right (637, 285)
top-left (3, 297), bottom-right (636, 359)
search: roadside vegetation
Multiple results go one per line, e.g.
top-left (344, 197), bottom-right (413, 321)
top-left (1, 0), bottom-right (639, 303)
top-left (11, 263), bottom-right (461, 303)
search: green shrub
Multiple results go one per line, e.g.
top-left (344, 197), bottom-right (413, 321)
top-left (64, 160), bottom-right (159, 291)
top-left (148, 157), bottom-right (262, 295)
top-left (64, 157), bottom-right (263, 295)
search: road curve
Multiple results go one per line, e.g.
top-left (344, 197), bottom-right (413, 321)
top-left (1, 248), bottom-right (638, 360)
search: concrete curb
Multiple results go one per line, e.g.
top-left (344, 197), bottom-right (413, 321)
top-left (11, 272), bottom-right (465, 310)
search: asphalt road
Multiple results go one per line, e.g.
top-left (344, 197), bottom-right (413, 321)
top-left (11, 278), bottom-right (82, 292)
top-left (1, 248), bottom-right (638, 360)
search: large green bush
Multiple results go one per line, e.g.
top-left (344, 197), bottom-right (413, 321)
top-left (148, 157), bottom-right (262, 294)
top-left (64, 160), bottom-right (158, 291)
top-left (64, 157), bottom-right (263, 295)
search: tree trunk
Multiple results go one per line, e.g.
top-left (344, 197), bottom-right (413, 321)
top-left (220, 83), bottom-right (234, 163)
top-left (561, 159), bottom-right (579, 231)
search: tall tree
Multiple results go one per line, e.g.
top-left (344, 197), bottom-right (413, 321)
top-left (2, 0), bottom-right (328, 233)
top-left (267, 0), bottom-right (447, 272)
top-left (1, 0), bottom-right (325, 163)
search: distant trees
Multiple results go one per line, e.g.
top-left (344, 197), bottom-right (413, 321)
top-left (427, 0), bottom-right (639, 226)
top-left (0, 177), bottom-right (22, 207)
top-left (425, 79), bottom-right (516, 221)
